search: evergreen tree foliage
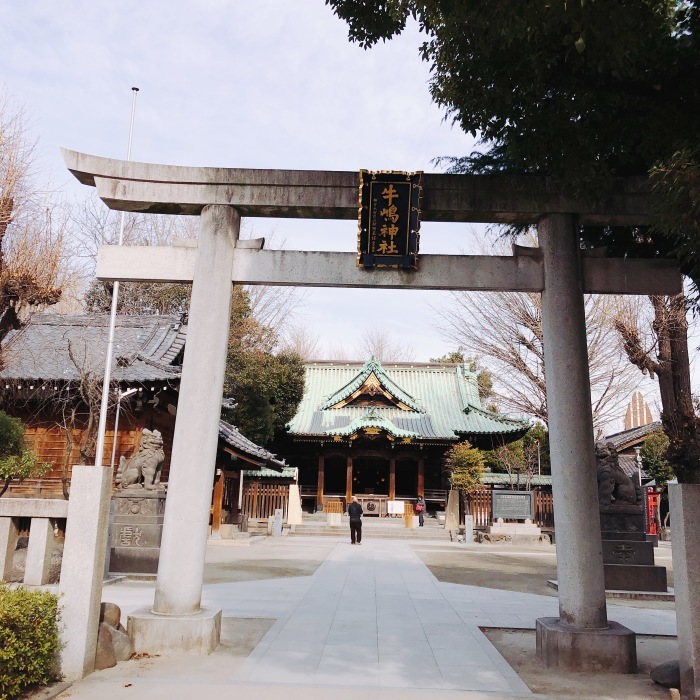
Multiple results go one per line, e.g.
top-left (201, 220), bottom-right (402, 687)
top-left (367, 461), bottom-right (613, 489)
top-left (0, 410), bottom-right (49, 497)
top-left (223, 287), bottom-right (305, 445)
top-left (444, 440), bottom-right (484, 495)
top-left (641, 429), bottom-right (674, 488)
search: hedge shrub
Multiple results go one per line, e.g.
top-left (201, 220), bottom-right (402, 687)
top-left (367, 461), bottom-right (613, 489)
top-left (0, 585), bottom-right (61, 700)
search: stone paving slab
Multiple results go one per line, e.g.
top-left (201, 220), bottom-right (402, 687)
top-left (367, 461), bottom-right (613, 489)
top-left (54, 536), bottom-right (678, 699)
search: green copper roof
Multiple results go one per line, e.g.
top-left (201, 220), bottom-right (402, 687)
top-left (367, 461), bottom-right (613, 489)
top-left (325, 408), bottom-right (421, 439)
top-left (318, 356), bottom-right (423, 412)
top-left (480, 473), bottom-right (552, 486)
top-left (288, 359), bottom-right (529, 441)
top-left (243, 466), bottom-right (297, 479)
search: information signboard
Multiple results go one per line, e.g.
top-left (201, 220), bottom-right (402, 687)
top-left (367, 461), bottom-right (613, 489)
top-left (492, 491), bottom-right (534, 521)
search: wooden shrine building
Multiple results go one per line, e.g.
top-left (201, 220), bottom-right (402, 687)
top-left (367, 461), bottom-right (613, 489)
top-left (0, 313), bottom-right (286, 517)
top-left (279, 357), bottom-right (528, 512)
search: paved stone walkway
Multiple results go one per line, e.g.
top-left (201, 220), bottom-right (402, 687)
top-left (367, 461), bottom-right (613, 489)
top-left (59, 537), bottom-right (676, 699)
top-left (236, 539), bottom-right (530, 692)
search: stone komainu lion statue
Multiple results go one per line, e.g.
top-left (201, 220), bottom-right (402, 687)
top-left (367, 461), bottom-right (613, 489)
top-left (116, 429), bottom-right (165, 490)
top-left (595, 440), bottom-right (643, 507)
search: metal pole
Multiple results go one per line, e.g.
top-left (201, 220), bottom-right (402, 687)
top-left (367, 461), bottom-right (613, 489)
top-left (94, 87), bottom-right (139, 468)
top-left (110, 387), bottom-right (138, 471)
top-left (536, 439), bottom-right (541, 476)
top-left (110, 388), bottom-right (121, 471)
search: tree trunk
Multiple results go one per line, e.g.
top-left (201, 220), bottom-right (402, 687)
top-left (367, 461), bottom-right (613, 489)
top-left (653, 295), bottom-right (700, 483)
top-left (615, 293), bottom-right (700, 483)
top-left (0, 476), bottom-right (12, 497)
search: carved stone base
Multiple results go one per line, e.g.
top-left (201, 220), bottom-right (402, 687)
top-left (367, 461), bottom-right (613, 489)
top-left (602, 539), bottom-right (655, 565)
top-left (601, 533), bottom-right (667, 592)
top-left (599, 505), bottom-right (645, 536)
top-left (604, 563), bottom-right (668, 592)
top-left (110, 490), bottom-right (166, 575)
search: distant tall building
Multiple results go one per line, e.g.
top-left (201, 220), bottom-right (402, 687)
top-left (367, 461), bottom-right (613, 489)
top-left (624, 391), bottom-right (653, 430)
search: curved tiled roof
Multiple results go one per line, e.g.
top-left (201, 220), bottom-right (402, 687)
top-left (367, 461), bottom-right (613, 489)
top-left (289, 359), bottom-right (528, 441)
top-left (0, 314), bottom-right (186, 383)
top-left (605, 422), bottom-right (663, 450)
top-left (325, 407), bottom-right (420, 439)
top-left (318, 356), bottom-right (423, 412)
top-left (219, 420), bottom-right (286, 469)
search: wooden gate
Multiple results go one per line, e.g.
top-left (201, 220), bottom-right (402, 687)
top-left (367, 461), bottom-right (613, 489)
top-left (242, 482), bottom-right (289, 520)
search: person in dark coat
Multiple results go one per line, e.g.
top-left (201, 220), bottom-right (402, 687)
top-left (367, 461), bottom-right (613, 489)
top-left (348, 496), bottom-right (363, 544)
top-left (415, 495), bottom-right (426, 527)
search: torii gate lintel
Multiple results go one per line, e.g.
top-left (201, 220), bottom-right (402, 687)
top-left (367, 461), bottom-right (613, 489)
top-left (65, 149), bottom-right (677, 672)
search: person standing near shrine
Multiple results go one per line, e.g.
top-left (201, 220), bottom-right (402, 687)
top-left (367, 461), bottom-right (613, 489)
top-left (348, 496), bottom-right (363, 544)
top-left (415, 495), bottom-right (426, 527)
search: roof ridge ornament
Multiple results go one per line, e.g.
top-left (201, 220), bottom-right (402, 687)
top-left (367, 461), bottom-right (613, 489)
top-left (318, 356), bottom-right (423, 412)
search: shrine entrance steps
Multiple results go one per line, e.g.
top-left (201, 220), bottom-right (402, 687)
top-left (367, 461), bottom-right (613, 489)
top-left (249, 515), bottom-right (449, 541)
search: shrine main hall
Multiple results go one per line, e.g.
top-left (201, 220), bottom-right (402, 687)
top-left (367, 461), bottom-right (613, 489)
top-left (277, 356), bottom-right (528, 512)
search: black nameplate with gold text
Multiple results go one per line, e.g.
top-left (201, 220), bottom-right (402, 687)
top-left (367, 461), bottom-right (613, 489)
top-left (357, 170), bottom-right (422, 269)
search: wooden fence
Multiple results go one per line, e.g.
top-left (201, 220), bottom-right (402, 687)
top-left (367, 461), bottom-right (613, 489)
top-left (242, 482), bottom-right (289, 520)
top-left (467, 489), bottom-right (555, 529)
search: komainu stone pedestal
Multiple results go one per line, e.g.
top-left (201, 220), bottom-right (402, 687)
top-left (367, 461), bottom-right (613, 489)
top-left (600, 506), bottom-right (668, 592)
top-left (110, 490), bottom-right (166, 575)
top-left (128, 607), bottom-right (221, 655)
top-left (536, 617), bottom-right (637, 672)
top-left (596, 441), bottom-right (667, 593)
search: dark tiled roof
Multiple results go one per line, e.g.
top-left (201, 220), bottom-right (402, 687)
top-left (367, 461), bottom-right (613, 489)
top-left (605, 422), bottom-right (663, 450)
top-left (618, 455), bottom-right (650, 479)
top-left (0, 314), bottom-right (186, 383)
top-left (219, 420), bottom-right (285, 469)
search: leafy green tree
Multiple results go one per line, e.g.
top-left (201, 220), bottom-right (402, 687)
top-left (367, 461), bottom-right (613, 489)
top-left (430, 351), bottom-right (495, 407)
top-left (641, 429), bottom-right (674, 489)
top-left (327, 2), bottom-right (698, 223)
top-left (0, 411), bottom-right (49, 496)
top-left (328, 0), bottom-right (700, 483)
top-left (444, 440), bottom-right (485, 515)
top-left (224, 287), bottom-right (305, 445)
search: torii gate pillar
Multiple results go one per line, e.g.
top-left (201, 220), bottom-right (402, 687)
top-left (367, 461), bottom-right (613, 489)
top-left (536, 214), bottom-right (636, 671)
top-left (129, 205), bottom-right (239, 653)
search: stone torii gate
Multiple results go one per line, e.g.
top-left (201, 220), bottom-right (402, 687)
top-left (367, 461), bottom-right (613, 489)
top-left (63, 149), bottom-right (681, 673)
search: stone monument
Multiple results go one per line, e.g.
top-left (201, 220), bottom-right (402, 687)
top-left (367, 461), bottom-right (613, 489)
top-left (483, 490), bottom-right (543, 541)
top-left (110, 430), bottom-right (167, 575)
top-left (596, 441), bottom-right (667, 592)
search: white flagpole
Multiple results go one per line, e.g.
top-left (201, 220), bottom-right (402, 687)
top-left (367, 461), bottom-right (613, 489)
top-left (94, 87), bottom-right (139, 468)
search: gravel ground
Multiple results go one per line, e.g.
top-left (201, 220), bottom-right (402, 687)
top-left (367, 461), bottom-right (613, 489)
top-left (413, 541), bottom-right (676, 610)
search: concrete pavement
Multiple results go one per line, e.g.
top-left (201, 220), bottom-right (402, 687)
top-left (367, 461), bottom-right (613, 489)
top-left (55, 536), bottom-right (677, 699)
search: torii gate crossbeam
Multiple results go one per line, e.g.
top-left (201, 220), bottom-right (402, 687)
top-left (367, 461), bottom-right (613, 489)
top-left (64, 148), bottom-right (681, 675)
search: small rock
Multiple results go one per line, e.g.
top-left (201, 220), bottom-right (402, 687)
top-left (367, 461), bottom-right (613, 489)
top-left (100, 602), bottom-right (122, 628)
top-left (94, 623), bottom-right (116, 670)
top-left (110, 625), bottom-right (134, 662)
top-left (650, 660), bottom-right (680, 688)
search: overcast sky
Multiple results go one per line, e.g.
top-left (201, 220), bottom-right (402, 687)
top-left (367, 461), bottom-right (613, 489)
top-left (2, 1), bottom-right (671, 430)
top-left (3, 0), bottom-right (484, 363)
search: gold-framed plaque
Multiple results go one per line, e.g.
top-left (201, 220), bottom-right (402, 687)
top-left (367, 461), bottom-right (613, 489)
top-left (357, 170), bottom-right (423, 269)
